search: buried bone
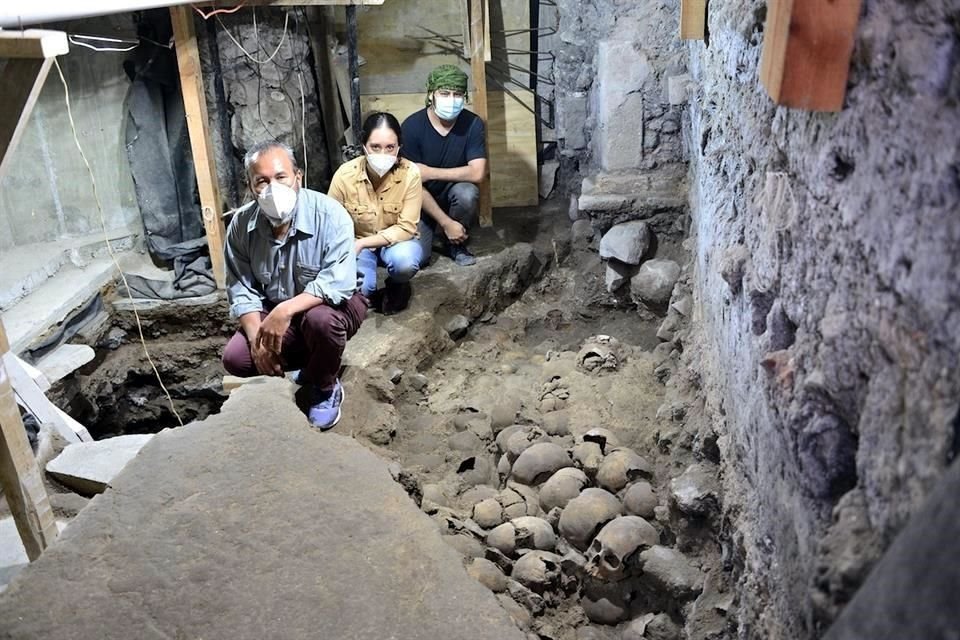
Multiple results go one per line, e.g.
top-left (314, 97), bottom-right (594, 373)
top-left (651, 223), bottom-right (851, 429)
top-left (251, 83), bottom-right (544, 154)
top-left (558, 488), bottom-right (623, 551)
top-left (576, 335), bottom-right (625, 373)
top-left (486, 516), bottom-right (557, 556)
top-left (539, 467), bottom-right (589, 511)
top-left (510, 442), bottom-right (573, 485)
top-left (584, 516), bottom-right (659, 580)
top-left (510, 550), bottom-right (563, 593)
top-left (596, 448), bottom-right (653, 493)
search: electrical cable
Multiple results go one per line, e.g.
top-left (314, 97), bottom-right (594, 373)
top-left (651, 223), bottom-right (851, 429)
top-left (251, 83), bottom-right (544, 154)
top-left (53, 58), bottom-right (184, 428)
top-left (193, 2), bottom-right (246, 20)
top-left (68, 35), bottom-right (138, 52)
top-left (215, 8), bottom-right (288, 65)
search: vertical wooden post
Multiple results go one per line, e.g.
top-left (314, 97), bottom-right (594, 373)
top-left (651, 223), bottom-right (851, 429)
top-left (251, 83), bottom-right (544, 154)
top-left (469, 0), bottom-right (493, 227)
top-left (759, 0), bottom-right (862, 112)
top-left (680, 0), bottom-right (707, 40)
top-left (171, 5), bottom-right (227, 288)
top-left (306, 6), bottom-right (346, 168)
top-left (0, 316), bottom-right (57, 561)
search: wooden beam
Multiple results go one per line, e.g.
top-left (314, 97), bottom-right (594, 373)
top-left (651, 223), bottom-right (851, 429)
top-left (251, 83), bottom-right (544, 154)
top-left (4, 354), bottom-right (83, 444)
top-left (0, 29), bottom-right (68, 59)
top-left (680, 0), bottom-right (706, 40)
top-left (469, 0), bottom-right (493, 227)
top-left (170, 5), bottom-right (228, 289)
top-left (759, 0), bottom-right (862, 112)
top-left (305, 6), bottom-right (346, 167)
top-left (0, 58), bottom-right (54, 181)
top-left (0, 316), bottom-right (57, 562)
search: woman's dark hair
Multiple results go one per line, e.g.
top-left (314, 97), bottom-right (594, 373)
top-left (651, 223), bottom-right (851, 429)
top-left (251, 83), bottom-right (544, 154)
top-left (360, 111), bottom-right (403, 146)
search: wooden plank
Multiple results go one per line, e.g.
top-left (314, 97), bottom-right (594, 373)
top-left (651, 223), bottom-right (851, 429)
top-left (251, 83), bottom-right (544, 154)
top-left (361, 91), bottom-right (538, 208)
top-left (0, 29), bottom-right (68, 59)
top-left (4, 353), bottom-right (81, 444)
top-left (0, 316), bottom-right (57, 561)
top-left (759, 0), bottom-right (862, 112)
top-left (0, 58), bottom-right (53, 181)
top-left (305, 6), bottom-right (346, 167)
top-left (680, 0), bottom-right (706, 40)
top-left (482, 0), bottom-right (491, 62)
top-left (459, 0), bottom-right (472, 59)
top-left (170, 5), bottom-right (228, 289)
top-left (469, 0), bottom-right (493, 226)
top-left (13, 356), bottom-right (50, 393)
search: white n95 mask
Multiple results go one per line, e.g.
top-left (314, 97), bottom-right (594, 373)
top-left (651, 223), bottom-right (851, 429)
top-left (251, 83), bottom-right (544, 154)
top-left (366, 153), bottom-right (398, 177)
top-left (258, 181), bottom-right (298, 226)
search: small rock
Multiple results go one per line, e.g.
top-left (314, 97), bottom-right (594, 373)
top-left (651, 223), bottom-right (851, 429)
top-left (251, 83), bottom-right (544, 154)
top-left (605, 260), bottom-right (634, 293)
top-left (47, 492), bottom-right (90, 518)
top-left (387, 367), bottom-right (404, 384)
top-left (445, 315), bottom-right (470, 340)
top-left (581, 578), bottom-right (630, 624)
top-left (670, 463), bottom-right (720, 516)
top-left (599, 221), bottom-right (651, 265)
top-left (639, 545), bottom-right (704, 600)
top-left (656, 312), bottom-right (681, 342)
top-left (101, 327), bottom-right (126, 350)
top-left (571, 219), bottom-right (595, 246)
top-left (645, 613), bottom-right (681, 640)
top-left (654, 505), bottom-right (670, 523)
top-left (409, 373), bottom-right (429, 391)
top-left (622, 613), bottom-right (656, 640)
top-left (46, 434), bottom-right (152, 496)
top-left (630, 259), bottom-right (681, 306)
top-left (491, 403), bottom-right (519, 433)
top-left (622, 482), bottom-right (657, 519)
top-left (467, 558), bottom-right (508, 592)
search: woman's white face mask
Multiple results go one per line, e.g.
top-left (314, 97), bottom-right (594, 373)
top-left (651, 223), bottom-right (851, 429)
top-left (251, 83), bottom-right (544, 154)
top-left (257, 181), bottom-right (298, 227)
top-left (365, 150), bottom-right (398, 177)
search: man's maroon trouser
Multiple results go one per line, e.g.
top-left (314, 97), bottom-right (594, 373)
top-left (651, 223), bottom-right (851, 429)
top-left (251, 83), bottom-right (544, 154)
top-left (222, 295), bottom-right (367, 391)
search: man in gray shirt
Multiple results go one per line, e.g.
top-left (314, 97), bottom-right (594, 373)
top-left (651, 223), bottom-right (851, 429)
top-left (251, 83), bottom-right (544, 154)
top-left (222, 141), bottom-right (367, 430)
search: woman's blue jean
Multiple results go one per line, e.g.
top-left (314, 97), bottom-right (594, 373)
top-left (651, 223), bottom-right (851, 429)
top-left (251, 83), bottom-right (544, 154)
top-left (356, 240), bottom-right (423, 297)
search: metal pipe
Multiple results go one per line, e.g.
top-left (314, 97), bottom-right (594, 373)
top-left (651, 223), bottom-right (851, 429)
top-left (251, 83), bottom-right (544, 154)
top-left (0, 1), bottom-right (200, 28)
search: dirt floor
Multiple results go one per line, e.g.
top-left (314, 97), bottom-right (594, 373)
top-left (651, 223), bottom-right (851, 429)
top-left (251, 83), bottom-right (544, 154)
top-left (40, 203), bottom-right (734, 639)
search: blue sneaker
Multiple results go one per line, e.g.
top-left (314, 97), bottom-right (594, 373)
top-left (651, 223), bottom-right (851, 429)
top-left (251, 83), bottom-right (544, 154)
top-left (450, 244), bottom-right (476, 266)
top-left (308, 379), bottom-right (344, 430)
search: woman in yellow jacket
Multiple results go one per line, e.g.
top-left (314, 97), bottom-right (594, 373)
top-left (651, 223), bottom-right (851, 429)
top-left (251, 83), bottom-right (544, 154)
top-left (328, 112), bottom-right (423, 314)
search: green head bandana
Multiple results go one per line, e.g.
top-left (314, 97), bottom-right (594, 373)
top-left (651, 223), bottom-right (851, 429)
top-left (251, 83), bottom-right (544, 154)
top-left (425, 64), bottom-right (468, 105)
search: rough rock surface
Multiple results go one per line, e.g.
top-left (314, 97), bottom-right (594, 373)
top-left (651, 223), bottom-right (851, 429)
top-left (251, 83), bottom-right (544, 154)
top-left (630, 259), bottom-right (681, 306)
top-left (599, 221), bottom-right (650, 265)
top-left (0, 379), bottom-right (525, 640)
top-left (45, 434), bottom-right (152, 495)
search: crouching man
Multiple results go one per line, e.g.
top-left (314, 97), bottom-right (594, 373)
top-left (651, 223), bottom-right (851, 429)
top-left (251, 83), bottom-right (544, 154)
top-left (222, 141), bottom-right (367, 430)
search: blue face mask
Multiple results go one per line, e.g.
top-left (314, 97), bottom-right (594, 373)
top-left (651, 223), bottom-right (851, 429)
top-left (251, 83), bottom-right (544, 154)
top-left (433, 95), bottom-right (465, 121)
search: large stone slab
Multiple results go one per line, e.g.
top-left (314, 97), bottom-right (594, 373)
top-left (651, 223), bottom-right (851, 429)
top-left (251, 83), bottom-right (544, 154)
top-left (0, 378), bottom-right (525, 640)
top-left (45, 434), bottom-right (152, 496)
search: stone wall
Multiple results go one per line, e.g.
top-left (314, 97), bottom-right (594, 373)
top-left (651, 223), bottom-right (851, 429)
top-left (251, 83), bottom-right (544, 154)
top-left (554, 0), bottom-right (688, 211)
top-left (685, 1), bottom-right (960, 637)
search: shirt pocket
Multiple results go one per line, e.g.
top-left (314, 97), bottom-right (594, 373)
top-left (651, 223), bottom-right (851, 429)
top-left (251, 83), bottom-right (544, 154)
top-left (296, 262), bottom-right (322, 290)
top-left (346, 202), bottom-right (378, 238)
top-left (382, 201), bottom-right (403, 227)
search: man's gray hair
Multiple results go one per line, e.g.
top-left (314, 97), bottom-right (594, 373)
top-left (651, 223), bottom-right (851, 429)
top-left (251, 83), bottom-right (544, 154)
top-left (243, 141), bottom-right (299, 178)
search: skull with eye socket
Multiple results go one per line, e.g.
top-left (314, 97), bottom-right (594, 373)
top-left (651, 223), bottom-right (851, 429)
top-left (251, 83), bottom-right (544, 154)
top-left (584, 515), bottom-right (659, 581)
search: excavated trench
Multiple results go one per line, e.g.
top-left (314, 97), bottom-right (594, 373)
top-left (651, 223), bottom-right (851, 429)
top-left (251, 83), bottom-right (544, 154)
top-left (46, 226), bottom-right (732, 638)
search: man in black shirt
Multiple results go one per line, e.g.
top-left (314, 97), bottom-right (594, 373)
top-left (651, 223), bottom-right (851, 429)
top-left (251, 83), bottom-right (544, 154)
top-left (401, 65), bottom-right (487, 267)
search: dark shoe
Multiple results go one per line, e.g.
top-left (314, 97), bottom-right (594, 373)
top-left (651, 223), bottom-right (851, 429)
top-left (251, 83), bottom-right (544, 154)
top-left (382, 281), bottom-right (412, 315)
top-left (450, 244), bottom-right (476, 266)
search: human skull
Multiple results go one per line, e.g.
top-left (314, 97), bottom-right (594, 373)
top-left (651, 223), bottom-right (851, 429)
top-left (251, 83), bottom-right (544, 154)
top-left (510, 442), bottom-right (573, 485)
top-left (473, 498), bottom-right (505, 529)
top-left (571, 441), bottom-right (604, 477)
top-left (506, 426), bottom-right (551, 462)
top-left (558, 488), bottom-right (623, 550)
top-left (579, 428), bottom-right (620, 453)
top-left (584, 516), bottom-right (659, 581)
top-left (596, 448), bottom-right (652, 493)
top-left (577, 335), bottom-right (624, 373)
top-left (511, 550), bottom-right (563, 593)
top-left (539, 467), bottom-right (589, 511)
top-left (485, 516), bottom-right (556, 556)
top-left (496, 425), bottom-right (525, 454)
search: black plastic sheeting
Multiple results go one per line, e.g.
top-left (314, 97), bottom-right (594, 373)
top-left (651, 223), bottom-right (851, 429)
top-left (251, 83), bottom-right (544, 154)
top-left (122, 10), bottom-right (214, 299)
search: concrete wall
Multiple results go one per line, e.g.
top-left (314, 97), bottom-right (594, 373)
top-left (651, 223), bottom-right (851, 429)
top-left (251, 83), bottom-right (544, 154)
top-left (0, 15), bottom-right (142, 253)
top-left (685, 1), bottom-right (960, 637)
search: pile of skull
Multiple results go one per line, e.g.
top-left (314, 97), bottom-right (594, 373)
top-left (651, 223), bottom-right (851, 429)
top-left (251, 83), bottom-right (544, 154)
top-left (424, 420), bottom-right (706, 635)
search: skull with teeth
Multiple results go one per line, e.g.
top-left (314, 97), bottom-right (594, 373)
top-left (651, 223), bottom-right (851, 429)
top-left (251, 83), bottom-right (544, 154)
top-left (584, 515), bottom-right (659, 581)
